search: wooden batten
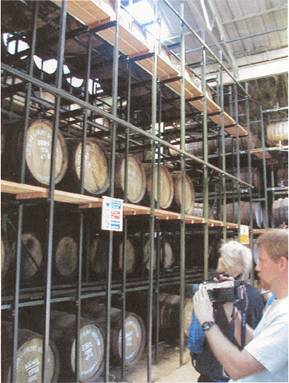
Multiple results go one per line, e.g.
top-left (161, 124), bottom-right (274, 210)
top-left (251, 149), bottom-right (272, 159)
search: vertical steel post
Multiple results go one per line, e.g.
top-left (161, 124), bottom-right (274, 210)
top-left (154, 82), bottom-right (162, 364)
top-left (245, 83), bottom-right (254, 262)
top-left (75, 32), bottom-right (92, 382)
top-left (42, 1), bottom-right (67, 382)
top-left (147, 3), bottom-right (158, 381)
top-left (11, 3), bottom-right (39, 382)
top-left (201, 36), bottom-right (209, 280)
top-left (219, 51), bottom-right (227, 240)
top-left (105, 1), bottom-right (120, 380)
top-left (120, 61), bottom-right (131, 381)
top-left (260, 107), bottom-right (269, 228)
top-left (179, 2), bottom-right (186, 366)
top-left (234, 85), bottom-right (241, 238)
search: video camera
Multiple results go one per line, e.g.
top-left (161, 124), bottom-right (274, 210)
top-left (203, 278), bottom-right (244, 304)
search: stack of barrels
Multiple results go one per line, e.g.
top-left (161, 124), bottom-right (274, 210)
top-left (88, 235), bottom-right (177, 279)
top-left (3, 119), bottom-right (196, 212)
top-left (84, 303), bottom-right (146, 366)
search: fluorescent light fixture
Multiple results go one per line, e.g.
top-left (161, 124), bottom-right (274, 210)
top-left (3, 33), bottom-right (29, 56)
top-left (129, 0), bottom-right (154, 25)
top-left (200, 0), bottom-right (213, 32)
top-left (67, 76), bottom-right (84, 87)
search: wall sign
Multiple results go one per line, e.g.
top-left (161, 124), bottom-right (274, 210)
top-left (101, 196), bottom-right (123, 232)
top-left (239, 225), bottom-right (250, 244)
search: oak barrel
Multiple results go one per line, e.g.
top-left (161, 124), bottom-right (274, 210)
top-left (49, 311), bottom-right (104, 382)
top-left (276, 168), bottom-right (288, 187)
top-left (115, 154), bottom-right (146, 203)
top-left (11, 231), bottom-right (43, 282)
top-left (159, 293), bottom-right (193, 337)
top-left (89, 236), bottom-right (107, 277)
top-left (172, 172), bottom-right (195, 213)
top-left (267, 121), bottom-right (288, 145)
top-left (225, 202), bottom-right (263, 227)
top-left (272, 198), bottom-right (288, 227)
top-left (23, 119), bottom-right (68, 186)
top-left (2, 322), bottom-right (59, 383)
top-left (118, 238), bottom-right (137, 274)
top-left (69, 138), bottom-right (110, 195)
top-left (143, 238), bottom-right (176, 271)
top-left (143, 164), bottom-right (174, 209)
top-left (1, 233), bottom-right (10, 280)
top-left (54, 235), bottom-right (78, 281)
top-left (85, 303), bottom-right (146, 366)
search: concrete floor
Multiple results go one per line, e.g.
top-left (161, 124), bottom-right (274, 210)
top-left (110, 343), bottom-right (200, 383)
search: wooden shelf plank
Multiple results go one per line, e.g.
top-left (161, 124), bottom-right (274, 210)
top-left (1, 180), bottom-right (102, 205)
top-left (2, 180), bottom-right (240, 229)
top-left (251, 149), bottom-right (272, 159)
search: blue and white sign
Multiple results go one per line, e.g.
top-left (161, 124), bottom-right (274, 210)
top-left (101, 196), bottom-right (123, 232)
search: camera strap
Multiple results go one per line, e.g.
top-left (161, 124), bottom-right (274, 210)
top-left (239, 285), bottom-right (249, 348)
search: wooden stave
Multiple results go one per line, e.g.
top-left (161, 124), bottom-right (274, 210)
top-left (1, 322), bottom-right (59, 383)
top-left (172, 172), bottom-right (195, 214)
top-left (143, 164), bottom-right (174, 209)
top-left (69, 137), bottom-right (110, 195)
top-left (85, 303), bottom-right (146, 366)
top-left (115, 154), bottom-right (147, 204)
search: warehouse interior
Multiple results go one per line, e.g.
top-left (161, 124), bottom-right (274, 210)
top-left (1, 0), bottom-right (288, 382)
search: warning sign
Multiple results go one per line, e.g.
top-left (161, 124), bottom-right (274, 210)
top-left (239, 225), bottom-right (250, 244)
top-left (101, 196), bottom-right (123, 232)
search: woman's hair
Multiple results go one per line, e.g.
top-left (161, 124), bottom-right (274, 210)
top-left (219, 240), bottom-right (253, 282)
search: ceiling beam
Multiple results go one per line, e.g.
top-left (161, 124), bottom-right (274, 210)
top-left (222, 5), bottom-right (288, 25)
top-left (205, 0), bottom-right (238, 75)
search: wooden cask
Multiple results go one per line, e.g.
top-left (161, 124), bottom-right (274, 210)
top-left (276, 168), bottom-right (288, 187)
top-left (115, 154), bottom-right (146, 203)
top-left (273, 198), bottom-right (288, 227)
top-left (225, 202), bottom-right (263, 228)
top-left (1, 322), bottom-right (59, 383)
top-left (267, 121), bottom-right (288, 145)
top-left (49, 311), bottom-right (104, 382)
top-left (88, 236), bottom-right (107, 278)
top-left (1, 233), bottom-right (10, 281)
top-left (143, 164), bottom-right (174, 209)
top-left (159, 293), bottom-right (193, 338)
top-left (23, 119), bottom-right (68, 186)
top-left (143, 238), bottom-right (176, 272)
top-left (54, 234), bottom-right (78, 281)
top-left (172, 172), bottom-right (195, 213)
top-left (68, 138), bottom-right (110, 195)
top-left (85, 303), bottom-right (146, 366)
top-left (118, 238), bottom-right (137, 275)
top-left (11, 231), bottom-right (43, 283)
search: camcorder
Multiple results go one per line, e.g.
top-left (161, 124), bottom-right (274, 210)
top-left (203, 278), bottom-right (244, 304)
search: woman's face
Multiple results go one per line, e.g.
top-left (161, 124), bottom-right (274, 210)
top-left (217, 257), bottom-right (227, 274)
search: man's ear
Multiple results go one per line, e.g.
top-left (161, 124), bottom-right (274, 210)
top-left (277, 256), bottom-right (288, 271)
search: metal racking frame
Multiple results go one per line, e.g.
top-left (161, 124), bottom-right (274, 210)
top-left (1, 1), bottom-right (276, 382)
